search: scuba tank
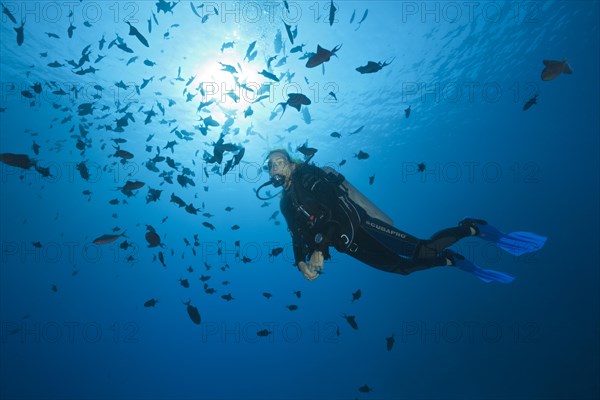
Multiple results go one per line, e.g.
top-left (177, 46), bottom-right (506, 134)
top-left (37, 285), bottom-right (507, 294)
top-left (322, 167), bottom-right (394, 226)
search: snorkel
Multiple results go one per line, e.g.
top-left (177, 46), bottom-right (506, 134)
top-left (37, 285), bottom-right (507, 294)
top-left (255, 151), bottom-right (315, 200)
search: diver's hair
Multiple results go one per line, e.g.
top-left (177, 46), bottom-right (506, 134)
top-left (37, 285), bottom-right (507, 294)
top-left (265, 149), bottom-right (301, 164)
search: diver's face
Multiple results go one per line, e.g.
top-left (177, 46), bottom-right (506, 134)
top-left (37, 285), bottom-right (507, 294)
top-left (268, 153), bottom-right (292, 183)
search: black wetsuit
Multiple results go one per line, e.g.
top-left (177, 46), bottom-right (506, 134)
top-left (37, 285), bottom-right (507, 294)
top-left (280, 163), bottom-right (473, 275)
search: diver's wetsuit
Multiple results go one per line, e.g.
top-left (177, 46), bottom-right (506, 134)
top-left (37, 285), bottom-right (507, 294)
top-left (280, 163), bottom-right (473, 275)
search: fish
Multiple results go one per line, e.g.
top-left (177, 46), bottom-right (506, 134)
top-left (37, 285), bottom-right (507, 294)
top-left (349, 9), bottom-right (356, 23)
top-left (354, 150), bottom-right (370, 160)
top-left (244, 40), bottom-right (256, 61)
top-left (541, 58), bottom-right (573, 81)
top-left (523, 94), bottom-right (538, 111)
top-left (230, 224), bottom-right (240, 230)
top-left (369, 175), bottom-right (375, 185)
top-left (274, 30), bottom-right (283, 53)
top-left (14, 20), bottom-right (24, 46)
top-left (262, 292), bottom-right (272, 299)
top-left (349, 125), bottom-right (364, 135)
top-left (219, 62), bottom-right (237, 74)
top-left (270, 247), bottom-right (283, 257)
top-left (183, 300), bottom-right (201, 324)
top-left (385, 334), bottom-right (395, 351)
top-left (156, 0), bottom-right (178, 14)
top-left (221, 293), bottom-right (234, 301)
top-left (126, 21), bottom-right (149, 47)
top-left (146, 188), bottom-right (162, 203)
top-left (275, 93), bottom-right (311, 117)
top-left (118, 180), bottom-right (145, 191)
top-left (113, 146), bottom-right (134, 159)
top-left (170, 193), bottom-right (186, 207)
top-left (330, 132), bottom-right (341, 138)
top-left (185, 203), bottom-right (199, 215)
top-left (179, 278), bottom-right (190, 288)
top-left (341, 313), bottom-right (358, 329)
top-left (358, 384), bottom-right (373, 393)
top-left (2, 3), bottom-right (17, 24)
top-left (329, 0), bottom-right (336, 26)
top-left (328, 91), bottom-right (337, 101)
top-left (297, 143), bottom-right (318, 158)
top-left (202, 222), bottom-right (216, 231)
top-left (282, 20), bottom-right (294, 44)
top-left (305, 44), bottom-right (342, 68)
top-left (145, 231), bottom-right (161, 247)
top-left (0, 153), bottom-right (35, 169)
top-left (220, 40), bottom-right (235, 52)
top-left (405, 105), bottom-right (411, 118)
top-left (190, 2), bottom-right (201, 19)
top-left (290, 44), bottom-right (305, 53)
top-left (293, 290), bottom-right (301, 298)
top-left (158, 251), bottom-right (166, 267)
top-left (144, 298), bottom-right (158, 307)
top-left (286, 304), bottom-right (298, 311)
top-left (257, 329), bottom-right (271, 337)
top-left (258, 69), bottom-right (279, 82)
top-left (67, 22), bottom-right (76, 38)
top-left (417, 163), bottom-right (426, 172)
top-left (92, 230), bottom-right (127, 245)
top-left (355, 9), bottom-right (369, 30)
top-left (355, 57), bottom-right (395, 74)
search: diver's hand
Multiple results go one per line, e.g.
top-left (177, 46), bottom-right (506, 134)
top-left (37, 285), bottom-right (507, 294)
top-left (298, 261), bottom-right (318, 281)
top-left (309, 251), bottom-right (324, 272)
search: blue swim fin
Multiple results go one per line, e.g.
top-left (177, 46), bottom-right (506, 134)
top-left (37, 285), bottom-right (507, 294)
top-left (460, 218), bottom-right (547, 256)
top-left (448, 251), bottom-right (515, 283)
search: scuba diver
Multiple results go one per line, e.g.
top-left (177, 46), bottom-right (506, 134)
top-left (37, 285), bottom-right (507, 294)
top-left (256, 150), bottom-right (547, 283)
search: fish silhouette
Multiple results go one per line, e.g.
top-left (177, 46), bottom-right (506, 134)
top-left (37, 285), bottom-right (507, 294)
top-left (541, 58), bottom-right (573, 81)
top-left (341, 313), bottom-right (358, 330)
top-left (385, 334), bottom-right (395, 351)
top-left (275, 93), bottom-right (311, 118)
top-left (306, 44), bottom-right (342, 68)
top-left (126, 21), bottom-right (149, 47)
top-left (329, 0), bottom-right (336, 26)
top-left (523, 94), bottom-right (538, 111)
top-left (183, 300), bottom-right (201, 324)
top-left (2, 3), bottom-right (16, 24)
top-left (14, 20), bottom-right (24, 46)
top-left (355, 57), bottom-right (394, 74)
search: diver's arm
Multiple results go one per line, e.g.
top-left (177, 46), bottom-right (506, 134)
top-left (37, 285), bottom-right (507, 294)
top-left (280, 197), bottom-right (311, 267)
top-left (282, 208), bottom-right (319, 280)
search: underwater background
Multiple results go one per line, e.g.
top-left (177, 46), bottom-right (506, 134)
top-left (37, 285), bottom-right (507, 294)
top-left (1, 1), bottom-right (598, 399)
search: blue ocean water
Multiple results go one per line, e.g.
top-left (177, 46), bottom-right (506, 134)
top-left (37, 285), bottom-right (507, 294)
top-left (0, 1), bottom-right (598, 399)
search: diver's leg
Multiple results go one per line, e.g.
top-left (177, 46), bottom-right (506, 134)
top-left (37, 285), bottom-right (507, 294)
top-left (391, 253), bottom-right (451, 275)
top-left (414, 225), bottom-right (474, 259)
